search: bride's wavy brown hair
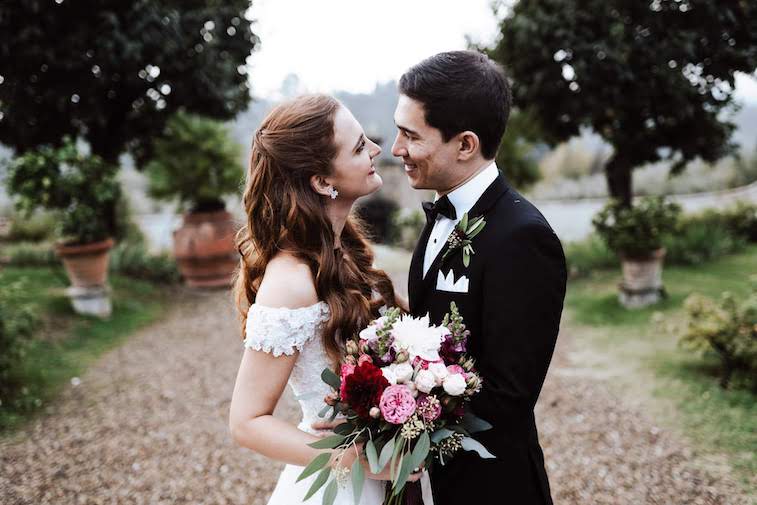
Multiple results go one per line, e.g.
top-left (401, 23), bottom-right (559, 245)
top-left (232, 94), bottom-right (396, 366)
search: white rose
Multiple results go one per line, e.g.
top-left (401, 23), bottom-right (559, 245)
top-left (381, 366), bottom-right (398, 385)
top-left (414, 369), bottom-right (437, 393)
top-left (427, 362), bottom-right (449, 384)
top-left (393, 363), bottom-right (414, 384)
top-left (442, 374), bottom-right (467, 396)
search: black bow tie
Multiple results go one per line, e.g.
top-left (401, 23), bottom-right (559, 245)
top-left (422, 195), bottom-right (457, 224)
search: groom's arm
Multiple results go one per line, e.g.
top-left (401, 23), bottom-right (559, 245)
top-left (470, 222), bottom-right (567, 425)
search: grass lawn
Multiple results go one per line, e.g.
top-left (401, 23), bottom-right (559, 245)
top-left (565, 245), bottom-right (757, 489)
top-left (0, 265), bottom-right (171, 435)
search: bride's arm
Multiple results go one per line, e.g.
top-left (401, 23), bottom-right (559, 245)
top-left (228, 256), bottom-right (342, 469)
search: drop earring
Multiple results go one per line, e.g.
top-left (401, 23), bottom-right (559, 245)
top-left (328, 186), bottom-right (339, 200)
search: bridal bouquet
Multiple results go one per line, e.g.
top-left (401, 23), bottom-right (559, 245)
top-left (297, 303), bottom-right (495, 505)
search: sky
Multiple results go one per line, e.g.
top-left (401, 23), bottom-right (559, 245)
top-left (245, 0), bottom-right (757, 105)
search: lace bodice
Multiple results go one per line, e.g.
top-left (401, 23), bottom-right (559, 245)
top-left (243, 302), bottom-right (344, 434)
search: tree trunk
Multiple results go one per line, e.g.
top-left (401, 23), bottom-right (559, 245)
top-left (605, 154), bottom-right (633, 208)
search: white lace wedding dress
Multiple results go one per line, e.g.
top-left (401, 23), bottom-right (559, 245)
top-left (243, 301), bottom-right (387, 505)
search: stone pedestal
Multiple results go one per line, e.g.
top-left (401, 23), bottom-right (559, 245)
top-left (65, 285), bottom-right (112, 318)
top-left (618, 283), bottom-right (666, 309)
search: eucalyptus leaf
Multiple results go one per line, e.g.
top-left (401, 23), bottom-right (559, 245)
top-left (318, 404), bottom-right (332, 418)
top-left (459, 213), bottom-right (469, 230)
top-left (333, 422), bottom-right (355, 436)
top-left (408, 431), bottom-right (430, 471)
top-left (462, 412), bottom-right (493, 433)
top-left (322, 478), bottom-right (338, 505)
top-left (321, 368), bottom-right (341, 391)
top-left (296, 452), bottom-right (331, 482)
top-left (351, 454), bottom-right (365, 505)
top-left (303, 467), bottom-right (331, 501)
top-left (366, 439), bottom-right (379, 474)
top-left (460, 437), bottom-right (496, 459)
top-left (378, 436), bottom-right (395, 471)
top-left (392, 455), bottom-right (413, 495)
top-left (430, 428), bottom-right (454, 444)
top-left (463, 251), bottom-right (471, 267)
top-left (307, 434), bottom-right (346, 450)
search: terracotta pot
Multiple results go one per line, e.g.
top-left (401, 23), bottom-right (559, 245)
top-left (618, 248), bottom-right (666, 308)
top-left (54, 237), bottom-right (115, 288)
top-left (173, 209), bottom-right (238, 288)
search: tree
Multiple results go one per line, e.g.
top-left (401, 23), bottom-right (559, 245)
top-left (491, 0), bottom-right (757, 206)
top-left (0, 0), bottom-right (257, 167)
top-left (494, 108), bottom-right (544, 189)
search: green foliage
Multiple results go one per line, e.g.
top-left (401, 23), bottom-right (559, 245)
top-left (393, 210), bottom-right (425, 251)
top-left (355, 196), bottom-right (400, 244)
top-left (491, 0), bottom-right (757, 203)
top-left (0, 278), bottom-right (41, 418)
top-left (6, 138), bottom-right (122, 245)
top-left (0, 266), bottom-right (168, 433)
top-left (0, 1), bottom-right (257, 166)
top-left (146, 111), bottom-right (243, 212)
top-left (564, 234), bottom-right (618, 278)
top-left (1, 242), bottom-right (59, 267)
top-left (679, 281), bottom-right (757, 390)
top-left (663, 213), bottom-right (747, 266)
top-left (495, 108), bottom-right (543, 189)
top-left (592, 196), bottom-right (681, 257)
top-left (109, 242), bottom-right (181, 284)
top-left (4, 212), bottom-right (57, 243)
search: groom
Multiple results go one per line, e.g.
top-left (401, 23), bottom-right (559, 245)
top-left (393, 51), bottom-right (567, 504)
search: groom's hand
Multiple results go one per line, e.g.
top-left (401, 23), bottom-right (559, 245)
top-left (311, 419), bottom-right (347, 436)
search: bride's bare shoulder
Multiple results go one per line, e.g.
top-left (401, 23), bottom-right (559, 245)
top-left (256, 252), bottom-right (319, 309)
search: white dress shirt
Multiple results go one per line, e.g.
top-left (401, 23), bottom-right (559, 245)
top-left (423, 161), bottom-right (499, 277)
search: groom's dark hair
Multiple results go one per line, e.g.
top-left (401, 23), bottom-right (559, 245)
top-left (398, 50), bottom-right (511, 159)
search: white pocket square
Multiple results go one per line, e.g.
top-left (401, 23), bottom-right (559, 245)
top-left (436, 269), bottom-right (469, 293)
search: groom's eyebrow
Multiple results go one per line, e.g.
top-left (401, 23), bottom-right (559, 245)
top-left (395, 124), bottom-right (419, 137)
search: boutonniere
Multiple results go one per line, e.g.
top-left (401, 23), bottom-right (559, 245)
top-left (442, 212), bottom-right (486, 267)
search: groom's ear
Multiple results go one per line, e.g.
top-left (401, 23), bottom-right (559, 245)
top-left (456, 131), bottom-right (481, 161)
top-left (310, 174), bottom-right (333, 197)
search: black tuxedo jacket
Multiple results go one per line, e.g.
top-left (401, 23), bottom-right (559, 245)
top-left (409, 173), bottom-right (567, 505)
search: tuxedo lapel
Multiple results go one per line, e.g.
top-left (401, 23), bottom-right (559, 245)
top-left (408, 218), bottom-right (434, 313)
top-left (411, 173), bottom-right (511, 311)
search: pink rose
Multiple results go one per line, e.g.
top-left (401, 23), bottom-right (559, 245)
top-left (379, 385), bottom-right (417, 424)
top-left (341, 363), bottom-right (356, 379)
top-left (446, 365), bottom-right (466, 377)
top-left (413, 357), bottom-right (444, 370)
top-left (357, 354), bottom-right (373, 366)
top-left (339, 363), bottom-right (356, 399)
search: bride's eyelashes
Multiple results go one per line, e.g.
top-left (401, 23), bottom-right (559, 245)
top-left (356, 138), bottom-right (366, 154)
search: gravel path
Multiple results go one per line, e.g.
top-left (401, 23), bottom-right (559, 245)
top-left (1, 266), bottom-right (751, 504)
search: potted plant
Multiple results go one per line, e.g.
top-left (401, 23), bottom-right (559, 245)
top-left (6, 137), bottom-right (121, 317)
top-left (592, 196), bottom-right (681, 308)
top-left (145, 111), bottom-right (244, 288)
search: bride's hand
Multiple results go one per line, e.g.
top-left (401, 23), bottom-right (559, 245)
top-left (336, 443), bottom-right (425, 482)
top-left (311, 419), bottom-right (347, 436)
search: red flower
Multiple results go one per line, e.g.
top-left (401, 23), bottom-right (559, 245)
top-left (341, 361), bottom-right (390, 418)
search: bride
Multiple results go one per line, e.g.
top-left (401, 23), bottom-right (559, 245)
top-left (228, 94), bottom-right (424, 504)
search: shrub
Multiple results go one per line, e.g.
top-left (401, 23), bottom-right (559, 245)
top-left (355, 196), bottom-right (400, 244)
top-left (0, 279), bottom-right (41, 419)
top-left (680, 281), bottom-right (757, 390)
top-left (393, 209), bottom-right (426, 251)
top-left (5, 137), bottom-right (121, 246)
top-left (109, 242), bottom-right (181, 284)
top-left (592, 196), bottom-right (681, 258)
top-left (1, 242), bottom-right (59, 267)
top-left (564, 234), bottom-right (618, 278)
top-left (146, 111), bottom-right (244, 213)
top-left (664, 215), bottom-right (747, 266)
top-left (5, 212), bottom-right (57, 243)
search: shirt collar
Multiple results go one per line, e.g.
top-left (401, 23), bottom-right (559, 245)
top-left (437, 160), bottom-right (499, 219)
